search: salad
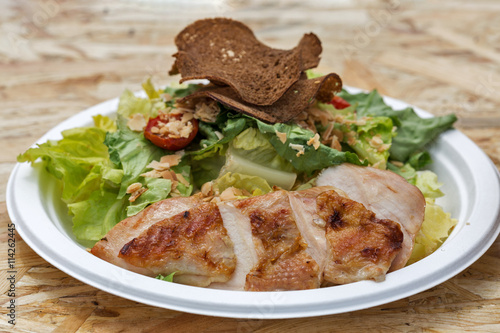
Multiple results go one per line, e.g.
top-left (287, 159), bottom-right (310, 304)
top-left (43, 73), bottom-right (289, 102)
top-left (18, 75), bottom-right (457, 265)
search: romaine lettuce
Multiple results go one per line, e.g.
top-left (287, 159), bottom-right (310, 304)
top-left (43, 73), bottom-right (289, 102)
top-left (69, 189), bottom-right (128, 242)
top-left (213, 172), bottom-right (272, 196)
top-left (116, 89), bottom-right (154, 119)
top-left (414, 170), bottom-right (445, 199)
top-left (231, 128), bottom-right (295, 172)
top-left (256, 121), bottom-right (364, 174)
top-left (104, 115), bottom-right (167, 199)
top-left (126, 178), bottom-right (172, 216)
top-left (17, 125), bottom-right (110, 204)
top-left (156, 272), bottom-right (176, 282)
top-left (406, 170), bottom-right (457, 264)
top-left (407, 198), bottom-right (457, 265)
top-left (221, 148), bottom-right (297, 190)
top-left (17, 116), bottom-right (130, 241)
top-left (339, 89), bottom-right (457, 162)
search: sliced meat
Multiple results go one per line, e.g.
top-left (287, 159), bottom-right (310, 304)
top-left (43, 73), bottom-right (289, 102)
top-left (316, 190), bottom-right (403, 284)
top-left (234, 190), bottom-right (321, 291)
top-left (289, 186), bottom-right (403, 284)
top-left (118, 202), bottom-right (236, 287)
top-left (245, 249), bottom-right (320, 291)
top-left (316, 164), bottom-right (426, 270)
top-left (92, 178), bottom-right (407, 290)
top-left (210, 201), bottom-right (259, 290)
top-left (91, 196), bottom-right (205, 276)
top-left (287, 186), bottom-right (332, 272)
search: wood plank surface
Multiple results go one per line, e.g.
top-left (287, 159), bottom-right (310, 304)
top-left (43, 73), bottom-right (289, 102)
top-left (1, 0), bottom-right (499, 331)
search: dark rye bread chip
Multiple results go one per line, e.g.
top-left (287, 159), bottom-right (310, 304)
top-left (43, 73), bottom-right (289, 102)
top-left (170, 18), bottom-right (322, 106)
top-left (179, 74), bottom-right (342, 124)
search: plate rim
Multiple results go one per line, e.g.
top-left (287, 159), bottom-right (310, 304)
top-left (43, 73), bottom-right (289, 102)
top-left (7, 88), bottom-right (500, 319)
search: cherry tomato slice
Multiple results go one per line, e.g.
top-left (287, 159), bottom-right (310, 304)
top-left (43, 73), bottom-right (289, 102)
top-left (328, 95), bottom-right (351, 110)
top-left (144, 113), bottom-right (198, 151)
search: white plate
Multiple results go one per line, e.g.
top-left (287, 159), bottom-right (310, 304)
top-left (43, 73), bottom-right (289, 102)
top-left (7, 89), bottom-right (500, 319)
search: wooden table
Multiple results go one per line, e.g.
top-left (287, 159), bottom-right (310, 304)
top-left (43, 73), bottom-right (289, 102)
top-left (1, 0), bottom-right (500, 331)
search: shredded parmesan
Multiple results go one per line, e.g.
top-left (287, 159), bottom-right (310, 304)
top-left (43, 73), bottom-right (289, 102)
top-left (391, 160), bottom-right (404, 167)
top-left (275, 130), bottom-right (287, 144)
top-left (346, 131), bottom-right (357, 146)
top-left (378, 143), bottom-right (391, 152)
top-left (219, 187), bottom-right (244, 201)
top-left (160, 154), bottom-right (181, 167)
top-left (126, 182), bottom-right (147, 202)
top-left (126, 182), bottom-right (143, 194)
top-left (368, 135), bottom-right (384, 149)
top-left (129, 188), bottom-right (147, 202)
top-left (307, 133), bottom-right (321, 150)
top-left (161, 93), bottom-right (173, 102)
top-left (289, 143), bottom-right (305, 157)
top-left (214, 131), bottom-right (224, 140)
top-left (152, 109), bottom-right (195, 139)
top-left (140, 153), bottom-right (184, 191)
top-left (194, 100), bottom-right (220, 123)
top-left (201, 181), bottom-right (214, 196)
top-left (146, 160), bottom-right (170, 171)
top-left (160, 170), bottom-right (177, 181)
top-left (140, 170), bottom-right (162, 178)
top-left (175, 173), bottom-right (190, 186)
top-left (330, 135), bottom-right (342, 151)
top-left (127, 113), bottom-right (147, 132)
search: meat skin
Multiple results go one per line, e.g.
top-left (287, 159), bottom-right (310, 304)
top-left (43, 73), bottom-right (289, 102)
top-left (118, 202), bottom-right (236, 286)
top-left (316, 164), bottom-right (426, 270)
top-left (91, 196), bottom-right (205, 276)
top-left (235, 190), bottom-right (322, 291)
top-left (317, 190), bottom-right (403, 284)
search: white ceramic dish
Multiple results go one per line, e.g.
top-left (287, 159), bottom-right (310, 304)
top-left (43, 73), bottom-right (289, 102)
top-left (7, 89), bottom-right (500, 319)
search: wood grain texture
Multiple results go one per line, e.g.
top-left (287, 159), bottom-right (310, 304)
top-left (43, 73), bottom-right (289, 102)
top-left (1, 0), bottom-right (500, 331)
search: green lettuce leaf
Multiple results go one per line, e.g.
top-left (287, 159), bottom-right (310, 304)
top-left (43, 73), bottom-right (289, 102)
top-left (256, 120), bottom-right (364, 174)
top-left (190, 152), bottom-right (225, 188)
top-left (93, 115), bottom-right (117, 132)
top-left (164, 83), bottom-right (202, 99)
top-left (231, 128), bottom-right (295, 172)
top-left (189, 111), bottom-right (251, 160)
top-left (330, 114), bottom-right (394, 169)
top-left (213, 172), bottom-right (272, 196)
top-left (142, 77), bottom-right (161, 100)
top-left (339, 89), bottom-right (457, 162)
top-left (387, 151), bottom-right (433, 183)
top-left (156, 272), bottom-right (176, 282)
top-left (126, 178), bottom-right (172, 216)
top-left (407, 198), bottom-right (457, 265)
top-left (408, 151), bottom-right (432, 170)
top-left (387, 162), bottom-right (417, 182)
top-left (188, 111), bottom-right (252, 186)
top-left (217, 127), bottom-right (298, 189)
top-left (171, 162), bottom-right (194, 197)
top-left (17, 126), bottom-right (110, 204)
top-left (104, 115), bottom-right (166, 198)
top-left (221, 148), bottom-right (297, 190)
top-left (414, 170), bottom-right (445, 199)
top-left (68, 189), bottom-right (128, 242)
top-left (116, 89), bottom-right (154, 119)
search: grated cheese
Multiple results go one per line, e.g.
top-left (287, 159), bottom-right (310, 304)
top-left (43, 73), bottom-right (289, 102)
top-left (275, 130), bottom-right (287, 144)
top-left (127, 113), bottom-right (147, 132)
top-left (307, 133), bottom-right (321, 150)
top-left (289, 143), bottom-right (305, 157)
